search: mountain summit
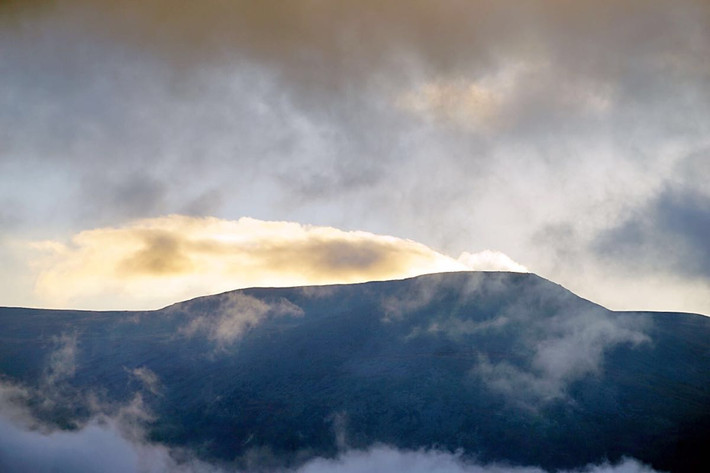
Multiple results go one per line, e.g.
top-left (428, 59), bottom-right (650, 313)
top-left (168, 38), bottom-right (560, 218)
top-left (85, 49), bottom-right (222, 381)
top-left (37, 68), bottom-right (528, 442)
top-left (1, 271), bottom-right (709, 472)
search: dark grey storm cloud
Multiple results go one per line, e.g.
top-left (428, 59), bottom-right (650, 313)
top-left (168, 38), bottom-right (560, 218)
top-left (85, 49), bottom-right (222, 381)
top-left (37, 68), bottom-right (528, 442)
top-left (590, 148), bottom-right (710, 284)
top-left (594, 186), bottom-right (710, 280)
top-left (79, 173), bottom-right (168, 221)
top-left (3, 1), bottom-right (708, 192)
top-left (5, 1), bottom-right (708, 97)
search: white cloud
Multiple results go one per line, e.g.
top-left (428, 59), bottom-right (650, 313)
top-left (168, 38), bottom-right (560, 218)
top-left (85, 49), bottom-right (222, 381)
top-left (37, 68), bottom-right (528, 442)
top-left (0, 399), bottom-right (662, 473)
top-left (0, 414), bottom-right (222, 473)
top-left (295, 447), bottom-right (660, 473)
top-left (0, 408), bottom-right (663, 473)
top-left (458, 250), bottom-right (528, 273)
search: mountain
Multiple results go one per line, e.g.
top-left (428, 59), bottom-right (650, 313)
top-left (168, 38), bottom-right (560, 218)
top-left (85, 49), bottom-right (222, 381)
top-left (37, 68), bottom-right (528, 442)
top-left (1, 271), bottom-right (709, 472)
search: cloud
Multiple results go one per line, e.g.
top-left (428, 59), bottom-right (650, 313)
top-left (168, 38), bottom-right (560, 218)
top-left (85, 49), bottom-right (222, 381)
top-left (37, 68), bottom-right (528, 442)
top-left (21, 215), bottom-right (525, 310)
top-left (128, 368), bottom-right (162, 397)
top-left (472, 308), bottom-right (650, 405)
top-left (5, 1), bottom-right (708, 96)
top-left (0, 374), bottom-right (664, 473)
top-left (396, 62), bottom-right (615, 133)
top-left (580, 151), bottom-right (710, 314)
top-left (594, 187), bottom-right (710, 280)
top-left (294, 447), bottom-right (660, 473)
top-left (0, 393), bottom-right (222, 473)
top-left (0, 357), bottom-right (211, 472)
top-left (0, 416), bottom-right (145, 473)
top-left (379, 272), bottom-right (652, 405)
top-left (383, 271), bottom-right (519, 324)
top-left (415, 315), bottom-right (511, 341)
top-left (0, 407), bottom-right (664, 473)
top-left (397, 79), bottom-right (505, 133)
top-left (458, 251), bottom-right (528, 274)
top-left (521, 146), bottom-right (710, 316)
top-left (43, 333), bottom-right (78, 387)
top-left (1, 0), bottom-right (709, 317)
top-left (178, 293), bottom-right (304, 348)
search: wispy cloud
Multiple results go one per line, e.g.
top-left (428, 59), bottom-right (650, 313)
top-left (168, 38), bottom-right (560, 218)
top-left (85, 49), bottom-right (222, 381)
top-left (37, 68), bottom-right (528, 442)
top-left (472, 308), bottom-right (650, 405)
top-left (128, 368), bottom-right (162, 397)
top-left (0, 387), bottom-right (219, 473)
top-left (43, 333), bottom-right (78, 387)
top-left (178, 292), bottom-right (303, 348)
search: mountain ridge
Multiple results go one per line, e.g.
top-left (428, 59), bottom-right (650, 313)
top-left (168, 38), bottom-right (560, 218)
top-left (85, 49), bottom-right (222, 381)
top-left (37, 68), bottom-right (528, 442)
top-left (1, 271), bottom-right (709, 472)
top-left (4, 270), bottom-right (708, 321)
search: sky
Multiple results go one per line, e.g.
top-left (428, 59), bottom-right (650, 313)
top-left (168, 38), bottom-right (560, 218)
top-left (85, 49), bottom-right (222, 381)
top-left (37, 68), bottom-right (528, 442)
top-left (1, 0), bottom-right (709, 313)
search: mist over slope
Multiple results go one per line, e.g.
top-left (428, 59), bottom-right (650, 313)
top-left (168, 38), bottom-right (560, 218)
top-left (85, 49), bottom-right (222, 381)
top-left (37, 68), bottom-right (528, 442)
top-left (1, 271), bottom-right (709, 472)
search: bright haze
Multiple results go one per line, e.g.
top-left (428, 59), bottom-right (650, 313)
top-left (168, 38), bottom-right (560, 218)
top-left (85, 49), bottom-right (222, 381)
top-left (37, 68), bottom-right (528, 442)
top-left (1, 0), bottom-right (709, 313)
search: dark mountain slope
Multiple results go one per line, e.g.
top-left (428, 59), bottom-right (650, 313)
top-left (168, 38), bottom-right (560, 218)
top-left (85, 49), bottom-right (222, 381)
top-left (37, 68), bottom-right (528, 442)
top-left (1, 272), bottom-right (708, 471)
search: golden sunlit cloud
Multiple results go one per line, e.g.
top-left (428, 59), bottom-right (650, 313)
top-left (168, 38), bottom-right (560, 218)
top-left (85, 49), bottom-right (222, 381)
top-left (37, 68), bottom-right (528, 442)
top-left (24, 216), bottom-right (527, 310)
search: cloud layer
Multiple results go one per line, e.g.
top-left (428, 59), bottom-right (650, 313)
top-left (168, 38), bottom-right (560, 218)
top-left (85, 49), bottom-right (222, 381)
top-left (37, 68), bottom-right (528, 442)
top-left (22, 215), bottom-right (525, 310)
top-left (0, 392), bottom-right (662, 473)
top-left (1, 1), bottom-right (709, 314)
